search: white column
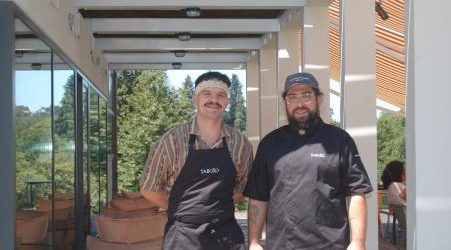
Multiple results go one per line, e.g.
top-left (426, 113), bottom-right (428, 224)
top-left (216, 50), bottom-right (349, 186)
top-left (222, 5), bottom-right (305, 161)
top-left (340, 1), bottom-right (378, 249)
top-left (246, 52), bottom-right (261, 152)
top-left (259, 34), bottom-right (278, 137)
top-left (278, 11), bottom-right (302, 125)
top-left (405, 1), bottom-right (451, 249)
top-left (302, 0), bottom-right (330, 123)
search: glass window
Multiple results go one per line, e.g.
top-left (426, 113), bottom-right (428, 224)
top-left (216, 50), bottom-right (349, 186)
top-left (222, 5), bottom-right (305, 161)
top-left (53, 53), bottom-right (76, 249)
top-left (99, 98), bottom-right (109, 211)
top-left (88, 87), bottom-right (108, 216)
top-left (107, 108), bottom-right (114, 202)
top-left (89, 87), bottom-right (100, 215)
top-left (15, 18), bottom-right (54, 248)
top-left (82, 79), bottom-right (90, 236)
top-left (13, 17), bottom-right (113, 249)
top-left (80, 79), bottom-right (110, 235)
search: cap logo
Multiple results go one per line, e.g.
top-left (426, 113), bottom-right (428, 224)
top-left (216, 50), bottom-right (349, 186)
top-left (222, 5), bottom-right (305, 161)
top-left (284, 72), bottom-right (319, 96)
top-left (290, 76), bottom-right (310, 83)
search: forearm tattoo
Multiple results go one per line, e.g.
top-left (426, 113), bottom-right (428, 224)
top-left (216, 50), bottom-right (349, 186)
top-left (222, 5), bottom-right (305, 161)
top-left (249, 204), bottom-right (260, 226)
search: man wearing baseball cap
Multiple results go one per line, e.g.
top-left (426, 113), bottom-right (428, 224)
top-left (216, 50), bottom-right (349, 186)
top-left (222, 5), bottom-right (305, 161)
top-left (244, 72), bottom-right (373, 250)
top-left (140, 71), bottom-right (253, 249)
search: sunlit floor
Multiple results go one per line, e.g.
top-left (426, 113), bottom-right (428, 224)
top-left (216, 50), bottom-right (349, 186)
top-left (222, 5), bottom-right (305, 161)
top-left (235, 211), bottom-right (405, 250)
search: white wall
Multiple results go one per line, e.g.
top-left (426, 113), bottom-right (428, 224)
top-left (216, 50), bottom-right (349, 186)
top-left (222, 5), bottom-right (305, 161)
top-left (405, 1), bottom-right (451, 249)
top-left (278, 10), bottom-right (301, 126)
top-left (259, 34), bottom-right (279, 137)
top-left (246, 52), bottom-right (261, 153)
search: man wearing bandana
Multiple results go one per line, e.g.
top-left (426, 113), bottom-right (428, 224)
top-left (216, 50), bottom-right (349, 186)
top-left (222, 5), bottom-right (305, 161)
top-left (140, 71), bottom-right (253, 250)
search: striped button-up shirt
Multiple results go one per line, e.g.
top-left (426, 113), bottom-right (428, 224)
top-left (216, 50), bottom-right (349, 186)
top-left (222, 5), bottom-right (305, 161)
top-left (140, 118), bottom-right (253, 195)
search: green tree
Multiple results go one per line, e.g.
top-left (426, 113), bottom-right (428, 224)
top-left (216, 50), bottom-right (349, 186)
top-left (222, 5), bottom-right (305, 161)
top-left (117, 70), bottom-right (192, 191)
top-left (224, 74), bottom-right (247, 132)
top-left (377, 112), bottom-right (406, 178)
top-left (16, 107), bottom-right (53, 208)
top-left (16, 106), bottom-right (37, 134)
top-left (176, 75), bottom-right (195, 122)
top-left (55, 74), bottom-right (75, 139)
top-left (234, 89), bottom-right (246, 133)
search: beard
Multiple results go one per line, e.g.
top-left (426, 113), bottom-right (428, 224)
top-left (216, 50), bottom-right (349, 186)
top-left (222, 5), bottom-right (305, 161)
top-left (286, 104), bottom-right (320, 130)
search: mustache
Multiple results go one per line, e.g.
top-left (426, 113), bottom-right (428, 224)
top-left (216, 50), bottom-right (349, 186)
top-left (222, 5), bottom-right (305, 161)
top-left (293, 107), bottom-right (310, 113)
top-left (204, 102), bottom-right (223, 109)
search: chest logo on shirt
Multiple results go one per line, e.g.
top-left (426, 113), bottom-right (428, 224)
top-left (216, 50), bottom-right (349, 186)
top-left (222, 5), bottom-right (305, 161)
top-left (310, 153), bottom-right (325, 158)
top-left (200, 168), bottom-right (220, 175)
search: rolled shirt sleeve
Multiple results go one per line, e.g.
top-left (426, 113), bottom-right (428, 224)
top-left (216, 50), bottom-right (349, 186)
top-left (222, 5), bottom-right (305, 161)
top-left (140, 135), bottom-right (171, 192)
top-left (233, 134), bottom-right (254, 194)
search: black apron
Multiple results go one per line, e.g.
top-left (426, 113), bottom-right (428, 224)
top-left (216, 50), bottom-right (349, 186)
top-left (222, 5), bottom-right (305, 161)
top-left (162, 135), bottom-right (245, 250)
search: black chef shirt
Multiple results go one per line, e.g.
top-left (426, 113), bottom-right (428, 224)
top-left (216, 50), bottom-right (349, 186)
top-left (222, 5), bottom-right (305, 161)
top-left (244, 119), bottom-right (373, 250)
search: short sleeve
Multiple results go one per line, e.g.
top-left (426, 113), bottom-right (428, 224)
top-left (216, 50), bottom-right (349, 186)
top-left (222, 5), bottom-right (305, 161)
top-left (340, 135), bottom-right (373, 196)
top-left (140, 136), bottom-right (170, 192)
top-left (243, 142), bottom-right (270, 201)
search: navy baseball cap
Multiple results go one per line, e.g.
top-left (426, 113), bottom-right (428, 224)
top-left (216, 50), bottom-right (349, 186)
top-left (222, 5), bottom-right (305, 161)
top-left (283, 72), bottom-right (319, 97)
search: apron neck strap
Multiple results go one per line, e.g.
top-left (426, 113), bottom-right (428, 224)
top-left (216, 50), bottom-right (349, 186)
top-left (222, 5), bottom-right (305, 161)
top-left (188, 134), bottom-right (228, 153)
top-left (221, 137), bottom-right (228, 149)
top-left (188, 134), bottom-right (196, 153)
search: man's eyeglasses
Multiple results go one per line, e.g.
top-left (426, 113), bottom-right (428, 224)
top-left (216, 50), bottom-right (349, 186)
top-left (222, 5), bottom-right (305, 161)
top-left (285, 92), bottom-right (315, 105)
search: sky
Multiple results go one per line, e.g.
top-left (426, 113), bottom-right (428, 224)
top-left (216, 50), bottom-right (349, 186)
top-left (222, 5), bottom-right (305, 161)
top-left (15, 69), bottom-right (247, 111)
top-left (16, 70), bottom-right (70, 111)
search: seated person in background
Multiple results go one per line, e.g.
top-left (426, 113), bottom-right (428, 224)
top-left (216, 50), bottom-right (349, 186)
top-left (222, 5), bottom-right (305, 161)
top-left (381, 160), bottom-right (406, 206)
top-left (381, 161), bottom-right (407, 240)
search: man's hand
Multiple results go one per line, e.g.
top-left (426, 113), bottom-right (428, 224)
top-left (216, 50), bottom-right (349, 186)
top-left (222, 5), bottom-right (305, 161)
top-left (347, 241), bottom-right (365, 250)
top-left (249, 242), bottom-right (264, 250)
top-left (140, 189), bottom-right (168, 209)
top-left (233, 192), bottom-right (244, 203)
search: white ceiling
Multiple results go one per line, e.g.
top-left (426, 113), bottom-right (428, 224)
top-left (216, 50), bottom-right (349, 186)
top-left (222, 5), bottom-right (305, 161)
top-left (76, 0), bottom-right (308, 69)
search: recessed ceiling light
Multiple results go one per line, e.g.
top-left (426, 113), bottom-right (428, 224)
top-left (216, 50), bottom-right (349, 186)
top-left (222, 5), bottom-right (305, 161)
top-left (177, 32), bottom-right (191, 41)
top-left (31, 63), bottom-right (42, 70)
top-left (185, 7), bottom-right (201, 18)
top-left (15, 51), bottom-right (24, 58)
top-left (172, 62), bottom-right (182, 69)
top-left (174, 50), bottom-right (186, 57)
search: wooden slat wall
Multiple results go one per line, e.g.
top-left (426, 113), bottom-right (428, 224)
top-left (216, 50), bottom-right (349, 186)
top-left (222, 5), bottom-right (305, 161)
top-left (327, 0), bottom-right (405, 110)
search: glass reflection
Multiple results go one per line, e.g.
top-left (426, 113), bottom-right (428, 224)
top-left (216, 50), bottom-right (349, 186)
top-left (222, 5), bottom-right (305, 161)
top-left (89, 87), bottom-right (100, 215)
top-left (53, 53), bottom-right (76, 249)
top-left (99, 98), bottom-right (108, 212)
top-left (15, 18), bottom-right (54, 249)
top-left (88, 86), bottom-right (109, 218)
top-left (83, 82), bottom-right (90, 238)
